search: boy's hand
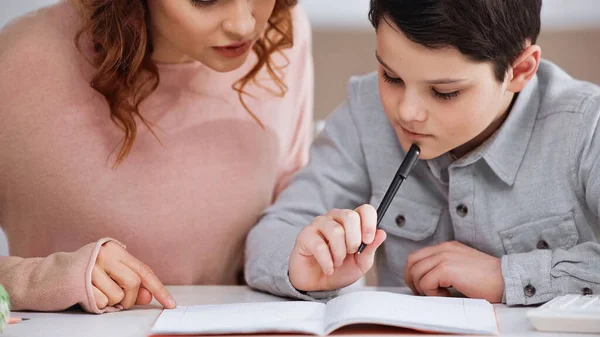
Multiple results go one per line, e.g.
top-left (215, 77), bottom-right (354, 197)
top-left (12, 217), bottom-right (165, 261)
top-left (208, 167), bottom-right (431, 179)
top-left (92, 241), bottom-right (177, 310)
top-left (404, 241), bottom-right (504, 303)
top-left (289, 205), bottom-right (387, 292)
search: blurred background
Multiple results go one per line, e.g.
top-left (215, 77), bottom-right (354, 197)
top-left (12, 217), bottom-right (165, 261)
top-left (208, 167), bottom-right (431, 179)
top-left (1, 0), bottom-right (599, 256)
top-left (305, 0), bottom-right (600, 120)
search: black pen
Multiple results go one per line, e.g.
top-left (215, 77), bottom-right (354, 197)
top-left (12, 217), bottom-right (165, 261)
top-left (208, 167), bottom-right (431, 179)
top-left (357, 143), bottom-right (421, 254)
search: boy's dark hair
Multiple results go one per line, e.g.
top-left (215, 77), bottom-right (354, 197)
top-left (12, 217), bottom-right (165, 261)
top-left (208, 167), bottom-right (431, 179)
top-left (369, 0), bottom-right (542, 81)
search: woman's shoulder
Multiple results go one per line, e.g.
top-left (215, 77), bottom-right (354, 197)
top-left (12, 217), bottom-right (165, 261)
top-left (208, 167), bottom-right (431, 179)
top-left (278, 4), bottom-right (312, 72)
top-left (0, 1), bottom-right (86, 74)
top-left (291, 4), bottom-right (312, 50)
top-left (0, 2), bottom-right (98, 120)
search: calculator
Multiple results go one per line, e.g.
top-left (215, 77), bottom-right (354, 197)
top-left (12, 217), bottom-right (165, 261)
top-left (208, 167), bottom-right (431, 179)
top-left (526, 294), bottom-right (600, 334)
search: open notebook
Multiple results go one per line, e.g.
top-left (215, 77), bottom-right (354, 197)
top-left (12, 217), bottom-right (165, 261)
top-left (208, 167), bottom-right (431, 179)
top-left (150, 291), bottom-right (499, 336)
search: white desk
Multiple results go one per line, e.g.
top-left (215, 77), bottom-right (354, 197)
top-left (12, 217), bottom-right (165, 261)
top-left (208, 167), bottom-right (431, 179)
top-left (4, 286), bottom-right (571, 337)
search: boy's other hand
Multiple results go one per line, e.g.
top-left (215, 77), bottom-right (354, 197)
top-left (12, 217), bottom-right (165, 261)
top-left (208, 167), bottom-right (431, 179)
top-left (404, 241), bottom-right (504, 303)
top-left (288, 205), bottom-right (387, 292)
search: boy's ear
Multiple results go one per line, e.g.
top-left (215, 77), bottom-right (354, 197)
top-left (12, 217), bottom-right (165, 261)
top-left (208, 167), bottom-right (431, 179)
top-left (506, 44), bottom-right (542, 93)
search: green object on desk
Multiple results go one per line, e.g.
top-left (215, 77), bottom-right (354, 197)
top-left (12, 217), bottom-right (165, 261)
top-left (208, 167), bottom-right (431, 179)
top-left (0, 284), bottom-right (9, 333)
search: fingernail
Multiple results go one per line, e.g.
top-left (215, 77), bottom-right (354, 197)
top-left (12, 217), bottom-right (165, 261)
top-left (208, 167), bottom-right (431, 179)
top-left (168, 296), bottom-right (176, 307)
top-left (364, 234), bottom-right (373, 243)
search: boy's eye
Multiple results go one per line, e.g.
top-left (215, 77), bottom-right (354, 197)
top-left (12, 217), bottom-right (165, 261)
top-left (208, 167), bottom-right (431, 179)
top-left (381, 70), bottom-right (403, 85)
top-left (191, 0), bottom-right (218, 7)
top-left (380, 69), bottom-right (460, 100)
top-left (432, 89), bottom-right (460, 100)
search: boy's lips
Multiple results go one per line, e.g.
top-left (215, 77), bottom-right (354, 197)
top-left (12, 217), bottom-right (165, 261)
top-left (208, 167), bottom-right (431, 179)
top-left (400, 126), bottom-right (432, 139)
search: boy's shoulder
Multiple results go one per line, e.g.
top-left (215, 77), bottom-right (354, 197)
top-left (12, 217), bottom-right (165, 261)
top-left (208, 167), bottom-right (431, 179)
top-left (343, 72), bottom-right (391, 130)
top-left (347, 71), bottom-right (379, 93)
top-left (346, 72), bottom-right (380, 108)
top-left (536, 60), bottom-right (600, 120)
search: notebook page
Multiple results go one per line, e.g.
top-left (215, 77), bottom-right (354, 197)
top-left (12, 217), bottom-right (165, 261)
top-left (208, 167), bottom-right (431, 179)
top-left (151, 301), bottom-right (326, 335)
top-left (323, 291), bottom-right (498, 335)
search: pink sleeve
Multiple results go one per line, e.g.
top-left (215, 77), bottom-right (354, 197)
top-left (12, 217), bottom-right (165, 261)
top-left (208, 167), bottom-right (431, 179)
top-left (0, 238), bottom-right (124, 314)
top-left (273, 6), bottom-right (315, 197)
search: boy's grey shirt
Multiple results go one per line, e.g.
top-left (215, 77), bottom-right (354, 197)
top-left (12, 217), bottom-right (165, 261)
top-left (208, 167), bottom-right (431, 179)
top-left (245, 60), bottom-right (600, 305)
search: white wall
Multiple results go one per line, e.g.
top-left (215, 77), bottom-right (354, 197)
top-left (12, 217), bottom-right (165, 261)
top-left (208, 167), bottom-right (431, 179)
top-left (2, 0), bottom-right (600, 30)
top-left (302, 0), bottom-right (600, 31)
top-left (0, 0), bottom-right (59, 28)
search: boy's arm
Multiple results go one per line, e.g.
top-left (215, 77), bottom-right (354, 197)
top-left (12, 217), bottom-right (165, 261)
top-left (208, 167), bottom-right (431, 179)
top-left (245, 92), bottom-right (371, 300)
top-left (502, 95), bottom-right (600, 305)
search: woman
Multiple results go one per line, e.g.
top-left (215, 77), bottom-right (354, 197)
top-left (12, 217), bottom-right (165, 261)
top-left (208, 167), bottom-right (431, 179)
top-left (0, 0), bottom-right (313, 313)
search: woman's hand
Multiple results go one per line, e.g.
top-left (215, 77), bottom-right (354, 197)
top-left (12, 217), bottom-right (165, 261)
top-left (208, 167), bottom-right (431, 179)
top-left (92, 241), bottom-right (176, 310)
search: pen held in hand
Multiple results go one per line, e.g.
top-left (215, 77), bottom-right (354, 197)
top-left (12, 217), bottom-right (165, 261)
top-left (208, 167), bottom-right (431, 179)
top-left (357, 143), bottom-right (421, 254)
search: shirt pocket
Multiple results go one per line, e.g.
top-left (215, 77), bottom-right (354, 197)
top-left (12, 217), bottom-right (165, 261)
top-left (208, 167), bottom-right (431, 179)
top-left (371, 195), bottom-right (443, 286)
top-left (377, 197), bottom-right (442, 241)
top-left (498, 211), bottom-right (579, 254)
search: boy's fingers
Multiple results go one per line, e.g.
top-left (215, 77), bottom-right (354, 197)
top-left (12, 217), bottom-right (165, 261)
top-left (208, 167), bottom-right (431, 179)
top-left (419, 264), bottom-right (453, 298)
top-left (356, 230), bottom-right (386, 271)
top-left (424, 287), bottom-right (451, 297)
top-left (328, 209), bottom-right (362, 253)
top-left (355, 204), bottom-right (377, 244)
top-left (319, 221), bottom-right (348, 267)
top-left (408, 254), bottom-right (445, 295)
top-left (307, 235), bottom-right (334, 275)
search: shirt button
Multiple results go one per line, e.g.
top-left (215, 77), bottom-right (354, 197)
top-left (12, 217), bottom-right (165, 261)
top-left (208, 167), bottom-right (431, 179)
top-left (536, 240), bottom-right (549, 249)
top-left (524, 284), bottom-right (536, 297)
top-left (395, 215), bottom-right (406, 227)
top-left (456, 204), bottom-right (468, 217)
top-left (582, 287), bottom-right (593, 296)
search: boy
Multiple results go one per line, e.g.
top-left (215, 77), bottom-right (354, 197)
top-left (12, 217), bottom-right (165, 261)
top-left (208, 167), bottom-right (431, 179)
top-left (245, 0), bottom-right (600, 305)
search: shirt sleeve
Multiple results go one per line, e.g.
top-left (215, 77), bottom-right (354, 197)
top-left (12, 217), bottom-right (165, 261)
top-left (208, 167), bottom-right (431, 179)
top-left (245, 79), bottom-right (371, 301)
top-left (501, 94), bottom-right (600, 305)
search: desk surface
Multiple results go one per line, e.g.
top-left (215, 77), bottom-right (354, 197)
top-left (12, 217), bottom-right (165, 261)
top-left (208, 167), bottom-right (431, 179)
top-left (4, 286), bottom-right (570, 337)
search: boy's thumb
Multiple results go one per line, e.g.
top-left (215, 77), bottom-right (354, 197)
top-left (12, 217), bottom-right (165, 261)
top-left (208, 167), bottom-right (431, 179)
top-left (357, 230), bottom-right (386, 270)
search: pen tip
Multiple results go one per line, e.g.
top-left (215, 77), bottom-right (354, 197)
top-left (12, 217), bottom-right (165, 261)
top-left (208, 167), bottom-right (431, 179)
top-left (21, 318), bottom-right (30, 321)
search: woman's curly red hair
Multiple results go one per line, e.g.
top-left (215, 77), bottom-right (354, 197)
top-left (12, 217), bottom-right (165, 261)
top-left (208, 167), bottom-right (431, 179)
top-left (74, 0), bottom-right (298, 165)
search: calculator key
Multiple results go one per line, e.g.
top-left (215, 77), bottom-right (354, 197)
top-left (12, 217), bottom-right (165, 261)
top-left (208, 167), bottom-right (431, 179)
top-left (558, 295), bottom-right (580, 310)
top-left (569, 296), bottom-right (595, 309)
